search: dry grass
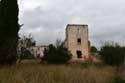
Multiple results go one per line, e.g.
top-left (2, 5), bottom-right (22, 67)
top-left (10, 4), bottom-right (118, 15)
top-left (0, 60), bottom-right (124, 83)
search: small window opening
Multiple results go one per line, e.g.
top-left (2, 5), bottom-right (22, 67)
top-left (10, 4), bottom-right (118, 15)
top-left (77, 38), bottom-right (81, 44)
top-left (76, 50), bottom-right (82, 58)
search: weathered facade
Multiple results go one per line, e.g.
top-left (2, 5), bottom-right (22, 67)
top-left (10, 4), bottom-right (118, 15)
top-left (65, 24), bottom-right (90, 60)
top-left (18, 24), bottom-right (91, 61)
top-left (18, 38), bottom-right (48, 59)
top-left (30, 46), bottom-right (48, 58)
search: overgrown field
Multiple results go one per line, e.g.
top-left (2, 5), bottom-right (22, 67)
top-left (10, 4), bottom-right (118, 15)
top-left (0, 60), bottom-right (125, 83)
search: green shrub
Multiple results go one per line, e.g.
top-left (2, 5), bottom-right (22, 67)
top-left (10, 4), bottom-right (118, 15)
top-left (42, 41), bottom-right (72, 64)
top-left (20, 47), bottom-right (34, 59)
top-left (110, 77), bottom-right (125, 83)
top-left (100, 42), bottom-right (125, 66)
top-left (91, 46), bottom-right (98, 53)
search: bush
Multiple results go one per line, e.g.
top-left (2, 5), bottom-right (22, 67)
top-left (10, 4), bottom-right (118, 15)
top-left (42, 41), bottom-right (72, 64)
top-left (110, 77), bottom-right (125, 83)
top-left (91, 46), bottom-right (98, 53)
top-left (20, 47), bottom-right (34, 59)
top-left (100, 42), bottom-right (125, 66)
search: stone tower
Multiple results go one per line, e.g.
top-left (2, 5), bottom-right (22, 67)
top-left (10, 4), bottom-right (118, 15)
top-left (65, 24), bottom-right (89, 60)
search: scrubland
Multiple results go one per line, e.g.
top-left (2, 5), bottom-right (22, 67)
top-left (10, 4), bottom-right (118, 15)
top-left (0, 60), bottom-right (124, 83)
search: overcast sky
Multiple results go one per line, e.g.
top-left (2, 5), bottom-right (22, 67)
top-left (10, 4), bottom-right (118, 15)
top-left (18, 0), bottom-right (125, 47)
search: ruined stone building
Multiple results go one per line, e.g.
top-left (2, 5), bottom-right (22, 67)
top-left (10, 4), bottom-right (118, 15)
top-left (65, 24), bottom-right (90, 60)
top-left (18, 24), bottom-right (91, 61)
top-left (30, 46), bottom-right (48, 58)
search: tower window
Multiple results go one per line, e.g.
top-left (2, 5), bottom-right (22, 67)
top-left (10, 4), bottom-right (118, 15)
top-left (77, 38), bottom-right (81, 45)
top-left (77, 27), bottom-right (80, 33)
top-left (76, 50), bottom-right (82, 58)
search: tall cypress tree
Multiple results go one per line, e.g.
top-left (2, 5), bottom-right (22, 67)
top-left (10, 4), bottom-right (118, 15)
top-left (0, 0), bottom-right (19, 64)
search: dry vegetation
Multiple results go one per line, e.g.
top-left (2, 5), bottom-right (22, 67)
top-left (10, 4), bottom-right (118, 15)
top-left (0, 60), bottom-right (124, 83)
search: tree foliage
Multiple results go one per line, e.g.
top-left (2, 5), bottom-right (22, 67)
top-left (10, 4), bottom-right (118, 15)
top-left (18, 34), bottom-right (36, 48)
top-left (91, 46), bottom-right (98, 53)
top-left (100, 42), bottom-right (125, 66)
top-left (0, 0), bottom-right (19, 64)
top-left (19, 47), bottom-right (33, 60)
top-left (18, 35), bottom-right (36, 63)
top-left (42, 40), bottom-right (72, 64)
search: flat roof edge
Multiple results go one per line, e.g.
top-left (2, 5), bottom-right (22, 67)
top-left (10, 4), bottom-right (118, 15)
top-left (67, 24), bottom-right (88, 26)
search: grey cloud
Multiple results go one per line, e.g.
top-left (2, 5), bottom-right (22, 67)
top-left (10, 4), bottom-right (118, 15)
top-left (18, 0), bottom-right (125, 47)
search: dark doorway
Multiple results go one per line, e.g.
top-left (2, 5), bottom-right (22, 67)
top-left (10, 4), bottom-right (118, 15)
top-left (76, 50), bottom-right (82, 58)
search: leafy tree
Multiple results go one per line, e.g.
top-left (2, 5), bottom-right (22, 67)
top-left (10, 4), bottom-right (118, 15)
top-left (100, 42), bottom-right (124, 66)
top-left (18, 47), bottom-right (33, 63)
top-left (18, 34), bottom-right (36, 63)
top-left (91, 46), bottom-right (98, 53)
top-left (100, 42), bottom-right (125, 82)
top-left (0, 0), bottom-right (19, 64)
top-left (42, 40), bottom-right (72, 64)
top-left (19, 34), bottom-right (36, 47)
